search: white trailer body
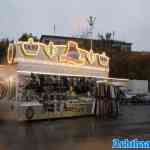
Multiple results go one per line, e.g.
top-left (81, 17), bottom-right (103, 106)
top-left (128, 80), bottom-right (148, 94)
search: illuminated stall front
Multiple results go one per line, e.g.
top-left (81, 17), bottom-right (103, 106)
top-left (0, 38), bottom-right (109, 121)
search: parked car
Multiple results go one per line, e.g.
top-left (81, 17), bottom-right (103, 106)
top-left (133, 93), bottom-right (150, 104)
top-left (143, 93), bottom-right (150, 104)
top-left (131, 94), bottom-right (144, 104)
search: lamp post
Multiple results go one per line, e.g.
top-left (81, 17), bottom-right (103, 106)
top-left (87, 16), bottom-right (96, 50)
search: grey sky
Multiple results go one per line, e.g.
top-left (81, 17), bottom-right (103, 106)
top-left (0, 0), bottom-right (149, 51)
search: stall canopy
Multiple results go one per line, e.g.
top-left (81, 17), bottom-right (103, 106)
top-left (7, 38), bottom-right (110, 78)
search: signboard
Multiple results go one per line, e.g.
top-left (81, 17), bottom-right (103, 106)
top-left (7, 38), bottom-right (109, 69)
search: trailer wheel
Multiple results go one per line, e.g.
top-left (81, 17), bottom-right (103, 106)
top-left (25, 107), bottom-right (34, 120)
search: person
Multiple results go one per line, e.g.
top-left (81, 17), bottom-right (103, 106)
top-left (67, 86), bottom-right (76, 97)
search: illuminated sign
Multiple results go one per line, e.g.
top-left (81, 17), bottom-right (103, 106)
top-left (21, 38), bottom-right (39, 56)
top-left (60, 41), bottom-right (85, 65)
top-left (7, 44), bottom-right (16, 64)
top-left (8, 38), bottom-right (109, 68)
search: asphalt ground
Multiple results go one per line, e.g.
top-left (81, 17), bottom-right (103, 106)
top-left (0, 105), bottom-right (150, 150)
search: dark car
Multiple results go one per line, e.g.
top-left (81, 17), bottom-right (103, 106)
top-left (132, 93), bottom-right (150, 104)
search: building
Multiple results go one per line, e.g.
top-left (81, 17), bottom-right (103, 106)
top-left (40, 35), bottom-right (132, 52)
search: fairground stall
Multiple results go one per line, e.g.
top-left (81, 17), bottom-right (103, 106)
top-left (0, 38), bottom-right (110, 121)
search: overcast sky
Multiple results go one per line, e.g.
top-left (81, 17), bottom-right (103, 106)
top-left (0, 0), bottom-right (149, 51)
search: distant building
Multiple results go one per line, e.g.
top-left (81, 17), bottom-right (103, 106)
top-left (128, 51), bottom-right (150, 87)
top-left (40, 35), bottom-right (132, 52)
top-left (128, 51), bottom-right (150, 62)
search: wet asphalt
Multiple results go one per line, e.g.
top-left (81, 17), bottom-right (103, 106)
top-left (0, 105), bottom-right (150, 150)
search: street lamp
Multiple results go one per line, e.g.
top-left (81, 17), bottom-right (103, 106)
top-left (87, 16), bottom-right (96, 50)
